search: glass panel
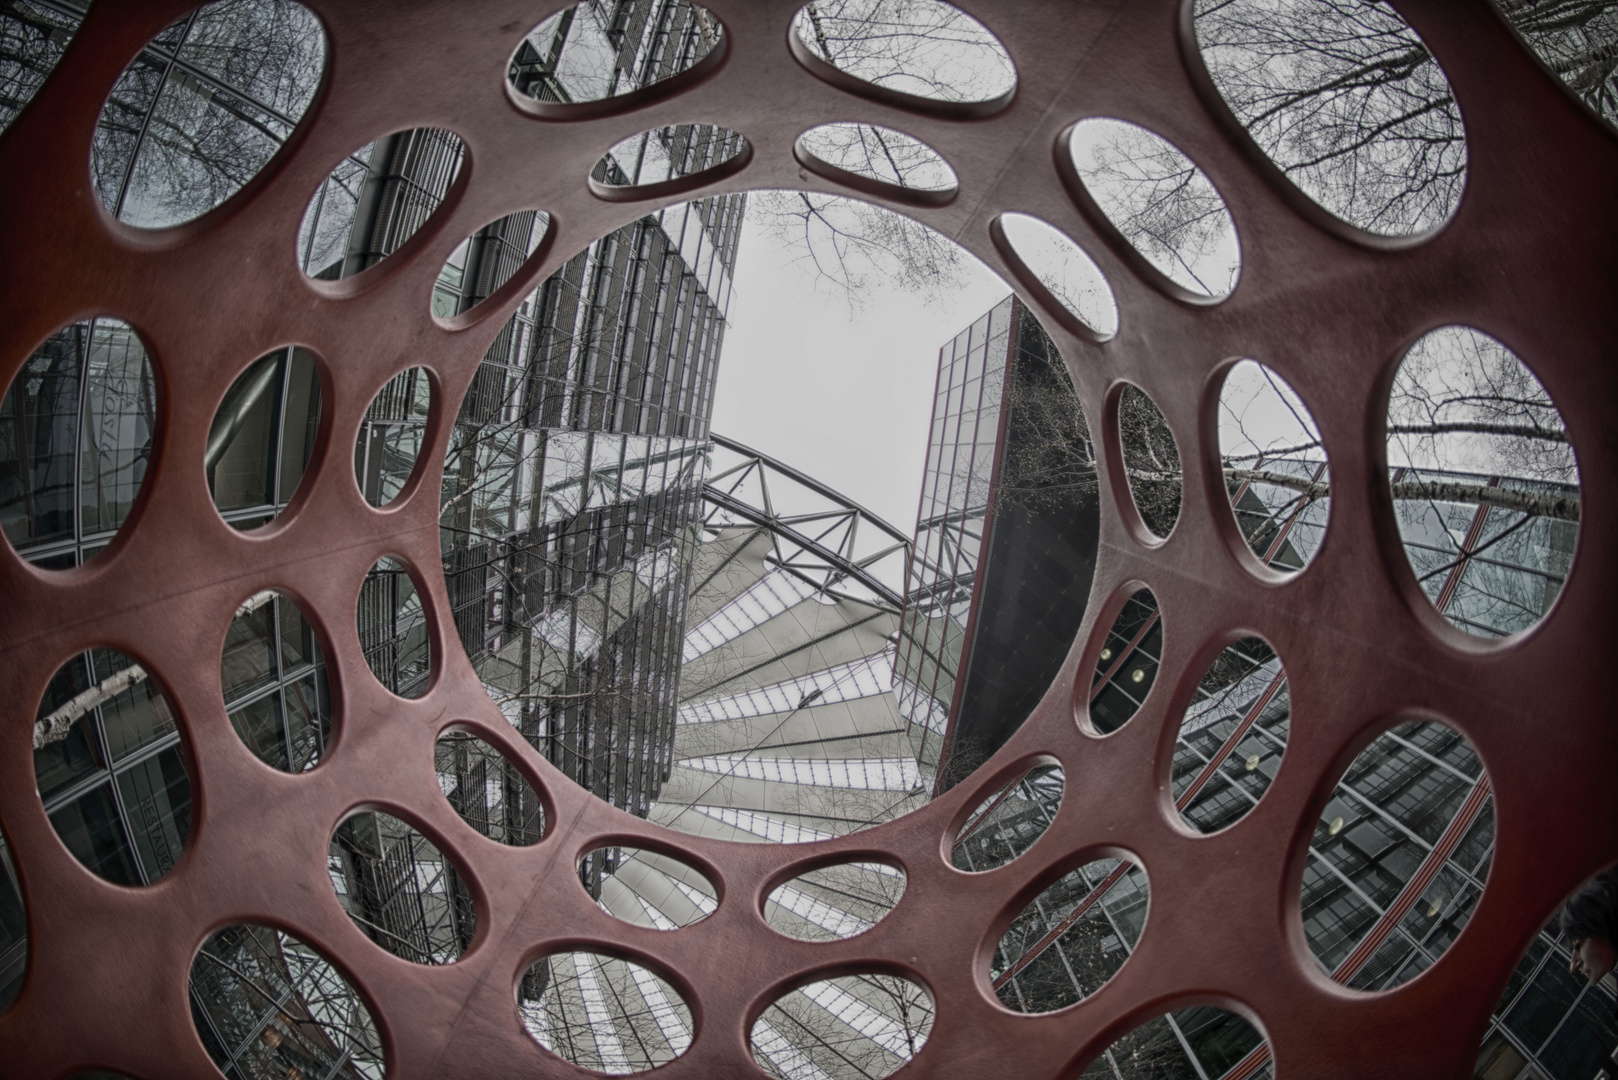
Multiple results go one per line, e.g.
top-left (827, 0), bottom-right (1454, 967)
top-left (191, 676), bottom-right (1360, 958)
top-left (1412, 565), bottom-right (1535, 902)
top-left (115, 746), bottom-right (193, 881)
top-left (92, 649), bottom-right (177, 763)
top-left (1077, 1008), bottom-right (1266, 1078)
top-left (221, 591), bottom-right (276, 703)
top-left (78, 320), bottom-right (157, 540)
top-left (227, 692), bottom-right (291, 772)
top-left (32, 652), bottom-right (103, 801)
top-left (594, 124), bottom-right (746, 186)
top-left (0, 1), bottom-right (84, 135)
top-left (47, 782), bottom-right (141, 886)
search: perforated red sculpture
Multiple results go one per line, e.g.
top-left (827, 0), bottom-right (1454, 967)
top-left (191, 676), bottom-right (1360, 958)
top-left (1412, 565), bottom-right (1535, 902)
top-left (2, 1), bottom-right (1615, 1077)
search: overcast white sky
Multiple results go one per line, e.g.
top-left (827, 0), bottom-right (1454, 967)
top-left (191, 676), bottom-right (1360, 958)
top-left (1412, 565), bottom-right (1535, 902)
top-left (710, 205), bottom-right (1010, 532)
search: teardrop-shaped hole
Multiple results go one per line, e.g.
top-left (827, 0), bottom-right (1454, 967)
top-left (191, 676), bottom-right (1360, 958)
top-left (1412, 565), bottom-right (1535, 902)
top-left (190, 922), bottom-right (385, 1078)
top-left (584, 846), bottom-right (717, 929)
top-left (1301, 720), bottom-right (1494, 991)
top-left (997, 213), bottom-right (1118, 339)
top-left (298, 129), bottom-right (465, 279)
top-left (357, 556), bottom-right (431, 697)
top-left (797, 123), bottom-right (957, 199)
top-left (1192, 0), bottom-right (1466, 237)
top-left (951, 763), bottom-right (1064, 872)
top-left (752, 973), bottom-right (933, 1079)
top-left (221, 589), bottom-right (332, 772)
top-left (992, 856), bottom-right (1148, 1012)
top-left (354, 366), bottom-right (432, 507)
top-left (766, 861), bottom-right (905, 941)
top-left (208, 347), bottom-right (322, 529)
top-left (93, 0), bottom-right (327, 228)
top-left (1083, 1007), bottom-right (1267, 1076)
top-left (434, 730), bottom-right (545, 845)
top-left (1117, 385), bottom-right (1182, 538)
top-left (328, 811), bottom-right (475, 964)
top-left (1088, 587), bottom-right (1162, 734)
top-left (791, 0), bottom-right (1015, 107)
top-left (431, 210), bottom-right (551, 320)
top-left (1386, 326), bottom-right (1578, 638)
top-left (1069, 118), bottom-right (1240, 298)
top-left (2, 318), bottom-right (158, 567)
top-left (1219, 360), bottom-right (1329, 572)
top-left (34, 648), bottom-right (191, 885)
top-left (591, 124), bottom-right (748, 192)
top-left (1172, 636), bottom-right (1288, 834)
top-left (519, 951), bottom-right (694, 1073)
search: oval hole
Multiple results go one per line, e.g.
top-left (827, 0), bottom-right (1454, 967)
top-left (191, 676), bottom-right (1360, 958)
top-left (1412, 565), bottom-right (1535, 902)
top-left (766, 861), bottom-right (905, 941)
top-left (1089, 587), bottom-right (1162, 734)
top-left (208, 347), bottom-right (321, 529)
top-left (791, 0), bottom-right (1015, 106)
top-left (1219, 360), bottom-right (1329, 572)
top-left (221, 589), bottom-right (331, 772)
top-left (797, 123), bottom-right (957, 197)
top-left (328, 811), bottom-right (474, 964)
top-left (998, 212), bottom-right (1118, 339)
top-left (1302, 720), bottom-right (1494, 991)
top-left (432, 210), bottom-right (551, 320)
top-left (1083, 1007), bottom-right (1267, 1077)
top-left (751, 973), bottom-right (933, 1079)
top-left (1172, 636), bottom-right (1288, 834)
top-left (34, 648), bottom-right (191, 885)
top-left (190, 922), bottom-right (385, 1078)
top-left (434, 731), bottom-right (545, 845)
top-left (509, 0), bottom-right (723, 106)
top-left (1118, 384), bottom-right (1182, 538)
top-left (1387, 326), bottom-right (1578, 638)
top-left (1, 319), bottom-right (157, 568)
top-left (92, 0), bottom-right (327, 228)
top-left (993, 856), bottom-right (1148, 1012)
top-left (519, 951), bottom-right (694, 1073)
top-left (298, 129), bottom-right (466, 279)
top-left (1069, 118), bottom-right (1240, 298)
top-left (354, 366), bottom-right (432, 507)
top-left (584, 846), bottom-right (717, 930)
top-left (0, 3), bottom-right (84, 137)
top-left (0, 841), bottom-right (24, 1013)
top-left (1498, 4), bottom-right (1618, 132)
top-left (592, 124), bottom-right (747, 190)
top-left (358, 556), bottom-right (431, 697)
top-left (1193, 0), bottom-right (1466, 237)
top-left (951, 763), bottom-right (1064, 872)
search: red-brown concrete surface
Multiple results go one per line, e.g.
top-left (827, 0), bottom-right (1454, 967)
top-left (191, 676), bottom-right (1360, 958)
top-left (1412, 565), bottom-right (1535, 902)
top-left (1, 2), bottom-right (1614, 1077)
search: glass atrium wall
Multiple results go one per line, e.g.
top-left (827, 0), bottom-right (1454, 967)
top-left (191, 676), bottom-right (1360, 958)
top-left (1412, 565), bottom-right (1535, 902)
top-left (894, 296), bottom-right (1012, 782)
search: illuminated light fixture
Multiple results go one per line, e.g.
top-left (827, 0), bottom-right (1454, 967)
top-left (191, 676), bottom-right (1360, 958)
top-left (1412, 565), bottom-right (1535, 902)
top-left (1328, 817), bottom-right (1344, 836)
top-left (1130, 669), bottom-right (1145, 683)
top-left (1100, 648), bottom-right (1113, 661)
top-left (1245, 755), bottom-right (1260, 772)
